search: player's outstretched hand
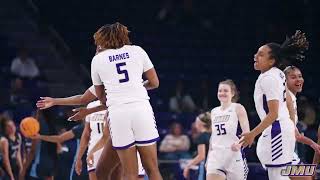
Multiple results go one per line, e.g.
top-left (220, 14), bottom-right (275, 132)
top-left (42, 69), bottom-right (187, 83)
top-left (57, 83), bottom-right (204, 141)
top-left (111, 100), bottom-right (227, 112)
top-left (231, 142), bottom-right (242, 152)
top-left (36, 97), bottom-right (55, 109)
top-left (240, 132), bottom-right (255, 148)
top-left (68, 107), bottom-right (89, 121)
top-left (231, 136), bottom-right (244, 151)
top-left (75, 159), bottom-right (82, 175)
top-left (311, 143), bottom-right (320, 155)
top-left (29, 134), bottom-right (40, 140)
top-left (86, 152), bottom-right (94, 167)
top-left (183, 167), bottom-right (190, 179)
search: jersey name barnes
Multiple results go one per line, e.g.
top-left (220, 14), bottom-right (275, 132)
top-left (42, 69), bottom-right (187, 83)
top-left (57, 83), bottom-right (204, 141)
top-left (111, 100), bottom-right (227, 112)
top-left (109, 52), bottom-right (130, 62)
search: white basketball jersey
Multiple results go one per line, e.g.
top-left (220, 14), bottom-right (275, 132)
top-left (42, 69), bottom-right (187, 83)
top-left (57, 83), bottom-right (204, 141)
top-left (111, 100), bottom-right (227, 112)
top-left (85, 101), bottom-right (106, 152)
top-left (254, 67), bottom-right (290, 122)
top-left (288, 90), bottom-right (298, 125)
top-left (91, 45), bottom-right (154, 107)
top-left (210, 103), bottom-right (240, 148)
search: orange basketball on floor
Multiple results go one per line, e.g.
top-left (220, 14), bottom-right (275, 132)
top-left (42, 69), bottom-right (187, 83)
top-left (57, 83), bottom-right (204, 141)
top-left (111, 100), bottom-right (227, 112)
top-left (20, 117), bottom-right (40, 137)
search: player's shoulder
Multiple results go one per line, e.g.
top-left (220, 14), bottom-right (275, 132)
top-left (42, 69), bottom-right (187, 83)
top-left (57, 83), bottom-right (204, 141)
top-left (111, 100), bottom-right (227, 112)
top-left (128, 44), bottom-right (143, 50)
top-left (210, 106), bottom-right (219, 114)
top-left (127, 45), bottom-right (147, 54)
top-left (234, 103), bottom-right (246, 113)
top-left (262, 67), bottom-right (284, 80)
top-left (259, 73), bottom-right (277, 85)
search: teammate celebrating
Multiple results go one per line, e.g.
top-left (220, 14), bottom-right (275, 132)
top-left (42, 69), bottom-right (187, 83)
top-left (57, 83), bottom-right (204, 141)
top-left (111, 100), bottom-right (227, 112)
top-left (241, 30), bottom-right (309, 180)
top-left (284, 66), bottom-right (320, 180)
top-left (206, 79), bottom-right (250, 180)
top-left (91, 22), bottom-right (162, 180)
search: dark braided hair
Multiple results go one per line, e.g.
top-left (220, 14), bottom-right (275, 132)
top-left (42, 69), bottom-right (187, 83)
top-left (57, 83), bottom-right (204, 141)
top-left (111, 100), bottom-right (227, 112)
top-left (267, 30), bottom-right (309, 69)
top-left (94, 22), bottom-right (131, 50)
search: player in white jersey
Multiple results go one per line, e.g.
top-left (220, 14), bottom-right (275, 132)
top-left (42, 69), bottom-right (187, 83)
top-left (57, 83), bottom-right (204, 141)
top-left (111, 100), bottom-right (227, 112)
top-left (36, 85), bottom-right (146, 180)
top-left (91, 22), bottom-right (162, 180)
top-left (284, 66), bottom-right (320, 180)
top-left (73, 100), bottom-right (106, 180)
top-left (206, 79), bottom-right (250, 180)
top-left (240, 30), bottom-right (309, 180)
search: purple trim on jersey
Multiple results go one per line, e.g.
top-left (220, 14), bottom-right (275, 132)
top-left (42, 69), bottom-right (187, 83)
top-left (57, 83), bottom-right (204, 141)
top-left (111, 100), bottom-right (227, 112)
top-left (265, 162), bottom-right (292, 167)
top-left (263, 94), bottom-right (269, 114)
top-left (113, 142), bottom-right (135, 150)
top-left (88, 169), bottom-right (96, 173)
top-left (138, 174), bottom-right (145, 178)
top-left (217, 169), bottom-right (227, 175)
top-left (236, 121), bottom-right (242, 138)
top-left (135, 137), bottom-right (160, 144)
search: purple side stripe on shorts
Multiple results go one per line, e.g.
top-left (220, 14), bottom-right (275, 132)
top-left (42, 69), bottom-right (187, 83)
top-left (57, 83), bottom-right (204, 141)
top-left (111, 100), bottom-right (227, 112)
top-left (135, 137), bottom-right (160, 144)
top-left (113, 142), bottom-right (135, 150)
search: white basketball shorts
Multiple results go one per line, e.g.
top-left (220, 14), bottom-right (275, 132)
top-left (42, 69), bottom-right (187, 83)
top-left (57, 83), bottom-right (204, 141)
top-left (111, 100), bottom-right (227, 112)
top-left (107, 101), bottom-right (159, 149)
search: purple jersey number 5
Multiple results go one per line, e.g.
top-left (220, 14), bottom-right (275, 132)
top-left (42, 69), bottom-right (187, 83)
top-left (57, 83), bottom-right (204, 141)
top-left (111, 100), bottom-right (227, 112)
top-left (116, 62), bottom-right (129, 83)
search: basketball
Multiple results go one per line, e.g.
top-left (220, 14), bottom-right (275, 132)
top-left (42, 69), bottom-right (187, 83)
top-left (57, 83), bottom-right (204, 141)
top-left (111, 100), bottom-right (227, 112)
top-left (20, 117), bottom-right (40, 137)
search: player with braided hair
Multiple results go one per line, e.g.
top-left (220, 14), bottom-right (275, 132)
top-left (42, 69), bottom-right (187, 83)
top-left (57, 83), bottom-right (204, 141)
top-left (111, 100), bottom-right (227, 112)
top-left (241, 30), bottom-right (310, 180)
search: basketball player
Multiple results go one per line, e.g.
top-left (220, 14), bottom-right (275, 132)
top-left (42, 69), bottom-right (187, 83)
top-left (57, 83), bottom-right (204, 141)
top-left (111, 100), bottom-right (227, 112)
top-left (240, 30), bottom-right (309, 180)
top-left (91, 22), bottom-right (162, 180)
top-left (31, 123), bottom-right (88, 180)
top-left (0, 116), bottom-right (17, 180)
top-left (85, 116), bottom-right (145, 180)
top-left (23, 110), bottom-right (57, 180)
top-left (183, 112), bottom-right (211, 180)
top-left (36, 85), bottom-right (145, 179)
top-left (206, 79), bottom-right (250, 180)
top-left (284, 66), bottom-right (320, 180)
top-left (73, 100), bottom-right (105, 180)
top-left (1, 117), bottom-right (23, 180)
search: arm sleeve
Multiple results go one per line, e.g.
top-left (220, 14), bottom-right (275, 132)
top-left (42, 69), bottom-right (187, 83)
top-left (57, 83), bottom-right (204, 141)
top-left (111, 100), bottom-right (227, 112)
top-left (88, 85), bottom-right (97, 97)
top-left (91, 57), bottom-right (103, 85)
top-left (139, 47), bottom-right (154, 72)
top-left (71, 124), bottom-right (84, 139)
top-left (260, 76), bottom-right (281, 101)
